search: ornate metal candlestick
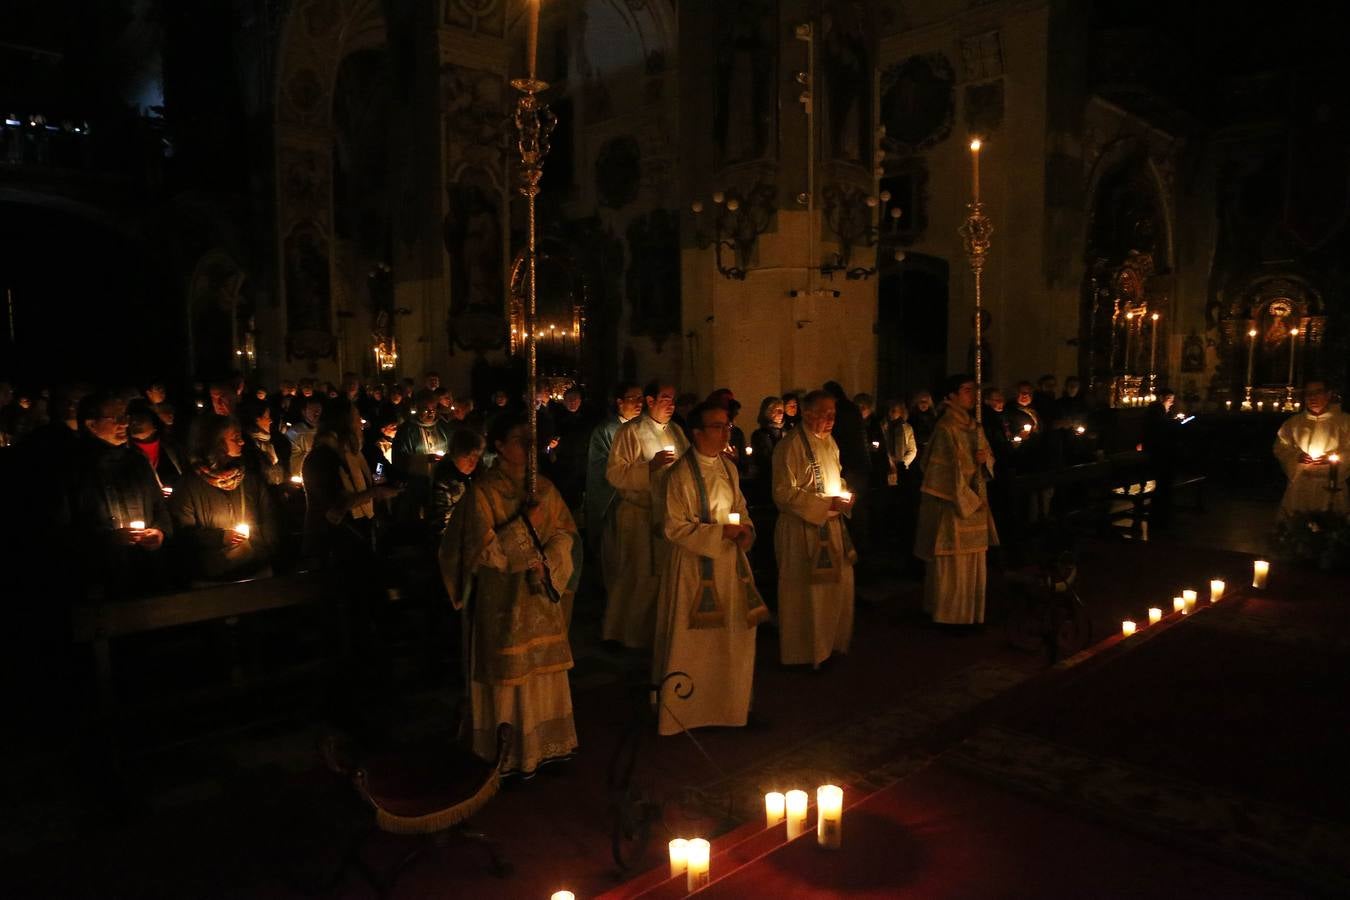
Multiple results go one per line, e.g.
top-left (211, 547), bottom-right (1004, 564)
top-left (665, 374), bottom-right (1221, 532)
top-left (511, 73), bottom-right (555, 499)
top-left (958, 140), bottom-right (993, 426)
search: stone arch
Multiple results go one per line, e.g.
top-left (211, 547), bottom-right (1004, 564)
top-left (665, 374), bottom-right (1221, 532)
top-left (274, 0), bottom-right (387, 368)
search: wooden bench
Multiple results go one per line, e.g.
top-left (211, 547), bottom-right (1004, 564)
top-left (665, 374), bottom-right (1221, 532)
top-left (72, 571), bottom-right (326, 718)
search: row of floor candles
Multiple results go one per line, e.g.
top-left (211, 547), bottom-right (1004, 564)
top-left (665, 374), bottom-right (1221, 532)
top-left (1120, 559), bottom-right (1270, 637)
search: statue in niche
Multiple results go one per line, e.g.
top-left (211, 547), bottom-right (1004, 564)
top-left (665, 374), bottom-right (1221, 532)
top-left (822, 0), bottom-right (872, 163)
top-left (626, 209), bottom-right (681, 346)
top-left (444, 180), bottom-right (503, 317)
top-left (714, 0), bottom-right (775, 166)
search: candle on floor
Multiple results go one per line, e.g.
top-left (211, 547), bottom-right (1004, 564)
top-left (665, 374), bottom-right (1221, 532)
top-left (1122, 620), bottom-right (1137, 637)
top-left (728, 513), bottom-right (741, 525)
top-left (1182, 589), bottom-right (1197, 613)
top-left (1210, 579), bottom-right (1225, 603)
top-left (1173, 596), bottom-right (1185, 614)
top-left (785, 789), bottom-right (809, 839)
top-left (128, 520), bottom-right (146, 532)
top-left (1253, 559), bottom-right (1269, 589)
top-left (817, 785), bottom-right (843, 849)
top-left (235, 522), bottom-right (251, 540)
top-left (765, 791), bottom-right (785, 827)
top-left (668, 838), bottom-right (689, 879)
top-left (550, 893), bottom-right (574, 900)
top-left (1148, 607), bottom-right (1162, 625)
top-left (686, 838), bottom-right (710, 892)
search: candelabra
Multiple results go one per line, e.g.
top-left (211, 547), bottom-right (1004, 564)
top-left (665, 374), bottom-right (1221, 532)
top-left (511, 72), bottom-right (556, 499)
top-left (958, 140), bottom-right (993, 426)
top-left (819, 184), bottom-right (902, 280)
top-left (689, 184), bottom-right (776, 280)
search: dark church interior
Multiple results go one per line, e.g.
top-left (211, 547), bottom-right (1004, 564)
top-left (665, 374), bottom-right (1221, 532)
top-left (1, 1), bottom-right (1348, 897)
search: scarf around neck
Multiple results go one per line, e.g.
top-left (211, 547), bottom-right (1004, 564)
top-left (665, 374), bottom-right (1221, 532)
top-left (198, 464), bottom-right (245, 491)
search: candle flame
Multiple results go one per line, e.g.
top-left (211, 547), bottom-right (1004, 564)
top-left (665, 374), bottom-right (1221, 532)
top-left (969, 138), bottom-right (982, 152)
top-left (1290, 328), bottom-right (1299, 336)
top-left (1151, 312), bottom-right (1159, 321)
top-left (1248, 329), bottom-right (1257, 337)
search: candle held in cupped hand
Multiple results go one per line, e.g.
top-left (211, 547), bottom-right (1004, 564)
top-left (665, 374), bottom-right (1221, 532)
top-left (128, 520), bottom-right (146, 532)
top-left (785, 789), bottom-right (809, 839)
top-left (668, 838), bottom-right (689, 878)
top-left (1253, 559), bottom-right (1269, 589)
top-left (234, 523), bottom-right (251, 540)
top-left (1148, 607), bottom-right (1162, 624)
top-left (727, 512), bottom-right (741, 525)
top-left (817, 785), bottom-right (843, 849)
top-left (1210, 579), bottom-right (1225, 602)
top-left (686, 838), bottom-right (710, 892)
top-left (765, 791), bottom-right (785, 827)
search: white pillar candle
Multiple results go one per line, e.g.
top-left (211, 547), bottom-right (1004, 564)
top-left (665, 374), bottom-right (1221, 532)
top-left (128, 520), bottom-right (146, 532)
top-left (764, 791), bottom-right (785, 827)
top-left (1148, 607), bottom-right (1162, 625)
top-left (668, 838), bottom-right (689, 879)
top-left (1182, 589), bottom-right (1197, 613)
top-left (817, 785), bottom-right (843, 849)
top-left (1121, 620), bottom-right (1137, 637)
top-left (785, 789), bottom-right (809, 839)
top-left (550, 893), bottom-right (574, 900)
top-left (1173, 596), bottom-right (1185, 614)
top-left (1253, 559), bottom-right (1269, 589)
top-left (686, 838), bottom-right (710, 892)
top-left (662, 444), bottom-right (675, 454)
top-left (1210, 579), bottom-right (1225, 603)
top-left (234, 522), bottom-right (251, 540)
top-left (728, 513), bottom-right (741, 525)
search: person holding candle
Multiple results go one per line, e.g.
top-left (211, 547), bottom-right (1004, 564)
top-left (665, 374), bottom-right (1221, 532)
top-left (1273, 378), bottom-right (1349, 519)
top-left (604, 381), bottom-right (690, 649)
top-left (438, 414), bottom-right (580, 777)
top-left (169, 413), bottom-right (279, 582)
top-left (914, 374), bottom-right (999, 626)
top-left (391, 391), bottom-right (454, 524)
top-left (585, 383), bottom-right (643, 598)
top-left (772, 390), bottom-right (856, 669)
top-left (748, 396), bottom-right (787, 501)
top-left (653, 402), bottom-right (768, 734)
top-left (429, 427), bottom-right (486, 539)
top-left (1142, 388), bottom-right (1182, 532)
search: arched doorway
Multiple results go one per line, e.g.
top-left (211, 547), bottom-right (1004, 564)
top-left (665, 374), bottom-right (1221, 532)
top-left (877, 254), bottom-right (949, 403)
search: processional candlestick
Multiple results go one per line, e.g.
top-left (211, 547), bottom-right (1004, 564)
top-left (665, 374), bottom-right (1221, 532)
top-left (958, 139), bottom-right (993, 426)
top-left (511, 28), bottom-right (554, 500)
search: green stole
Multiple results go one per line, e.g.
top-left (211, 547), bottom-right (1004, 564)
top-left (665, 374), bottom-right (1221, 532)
top-left (797, 426), bottom-right (855, 584)
top-left (684, 452), bottom-right (769, 630)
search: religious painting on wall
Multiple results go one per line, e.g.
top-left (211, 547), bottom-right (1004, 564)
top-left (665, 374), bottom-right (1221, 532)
top-left (713, 0), bottom-right (777, 168)
top-left (625, 209), bottom-right (681, 348)
top-left (879, 54), bottom-right (955, 155)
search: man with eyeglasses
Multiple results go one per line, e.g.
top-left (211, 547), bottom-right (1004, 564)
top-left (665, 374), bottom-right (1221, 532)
top-left (653, 402), bottom-right (767, 733)
top-left (66, 392), bottom-right (172, 598)
top-left (1274, 377), bottom-right (1349, 520)
top-left (604, 380), bottom-right (690, 649)
top-left (586, 382), bottom-right (643, 597)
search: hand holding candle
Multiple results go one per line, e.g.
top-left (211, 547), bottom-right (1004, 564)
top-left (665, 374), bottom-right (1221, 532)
top-left (234, 522), bottom-right (251, 540)
top-left (728, 512), bottom-right (741, 525)
top-left (128, 519), bottom-right (146, 533)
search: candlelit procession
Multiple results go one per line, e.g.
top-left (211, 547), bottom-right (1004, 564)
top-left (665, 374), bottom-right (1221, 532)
top-left (2, 1), bottom-right (1350, 898)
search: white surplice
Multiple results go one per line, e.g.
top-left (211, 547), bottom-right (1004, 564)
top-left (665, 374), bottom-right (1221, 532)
top-left (1273, 407), bottom-right (1350, 519)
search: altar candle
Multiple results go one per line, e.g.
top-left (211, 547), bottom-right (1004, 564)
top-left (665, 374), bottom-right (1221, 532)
top-left (668, 838), bottom-right (689, 878)
top-left (1148, 607), bottom-right (1162, 625)
top-left (235, 522), bottom-right (251, 540)
top-left (817, 785), bottom-right (843, 849)
top-left (785, 789), bottom-right (809, 839)
top-left (1287, 328), bottom-right (1299, 387)
top-left (526, 0), bottom-right (540, 81)
top-left (1210, 579), bottom-right (1226, 603)
top-left (1149, 312), bottom-right (1160, 379)
top-left (1246, 328), bottom-right (1257, 391)
top-left (764, 791), bottom-right (785, 827)
top-left (1253, 559), bottom-right (1269, 589)
top-left (969, 138), bottom-right (981, 206)
top-left (128, 520), bottom-right (146, 532)
top-left (728, 512), bottom-right (741, 525)
top-left (1121, 620), bottom-right (1137, 637)
top-left (1173, 596), bottom-right (1185, 614)
top-left (686, 838), bottom-right (710, 892)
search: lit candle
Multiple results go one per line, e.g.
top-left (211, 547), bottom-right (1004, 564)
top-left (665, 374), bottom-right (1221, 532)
top-left (785, 789), bottom-right (809, 839)
top-left (686, 838), bottom-right (710, 892)
top-left (435, 450), bottom-right (446, 458)
top-left (1252, 559), bottom-right (1269, 589)
top-left (764, 791), bottom-right (785, 827)
top-left (745, 445), bottom-right (754, 455)
top-left (1149, 312), bottom-right (1160, 383)
top-left (1121, 620), bottom-right (1137, 637)
top-left (817, 785), bottom-right (843, 849)
top-left (525, 0), bottom-right (540, 81)
top-left (668, 838), bottom-right (689, 879)
top-left (1075, 425), bottom-right (1086, 435)
top-left (872, 440), bottom-right (881, 449)
top-left (128, 520), bottom-right (146, 532)
top-left (161, 485), bottom-right (173, 497)
top-left (1182, 588), bottom-right (1197, 606)
top-left (1257, 401), bottom-right (1264, 411)
top-left (290, 474), bottom-right (303, 485)
top-left (1210, 579), bottom-right (1225, 603)
top-left (728, 512), bottom-right (741, 525)
top-left (1226, 400), bottom-right (1232, 411)
top-left (837, 490), bottom-right (852, 503)
top-left (969, 138), bottom-right (981, 206)
top-left (1287, 327), bottom-right (1299, 387)
top-left (1330, 452), bottom-right (1341, 491)
top-left (1125, 312), bottom-right (1135, 375)
top-left (1148, 607), bottom-right (1162, 625)
top-left (1173, 596), bottom-right (1185, 614)
top-left (662, 444), bottom-right (675, 454)
top-left (551, 893), bottom-right (574, 900)
top-left (235, 522), bottom-right (251, 540)
top-left (1246, 328), bottom-right (1258, 394)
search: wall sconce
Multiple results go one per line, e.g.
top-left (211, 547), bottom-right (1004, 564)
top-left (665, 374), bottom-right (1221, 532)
top-left (690, 182), bottom-right (777, 280)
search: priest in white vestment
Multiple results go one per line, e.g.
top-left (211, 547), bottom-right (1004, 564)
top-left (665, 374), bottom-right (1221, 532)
top-left (772, 390), bottom-right (856, 668)
top-left (654, 402), bottom-right (769, 734)
top-left (439, 414), bottom-right (581, 776)
top-left (604, 382), bottom-right (690, 648)
top-left (1273, 379), bottom-right (1350, 520)
top-left (914, 374), bottom-right (999, 625)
